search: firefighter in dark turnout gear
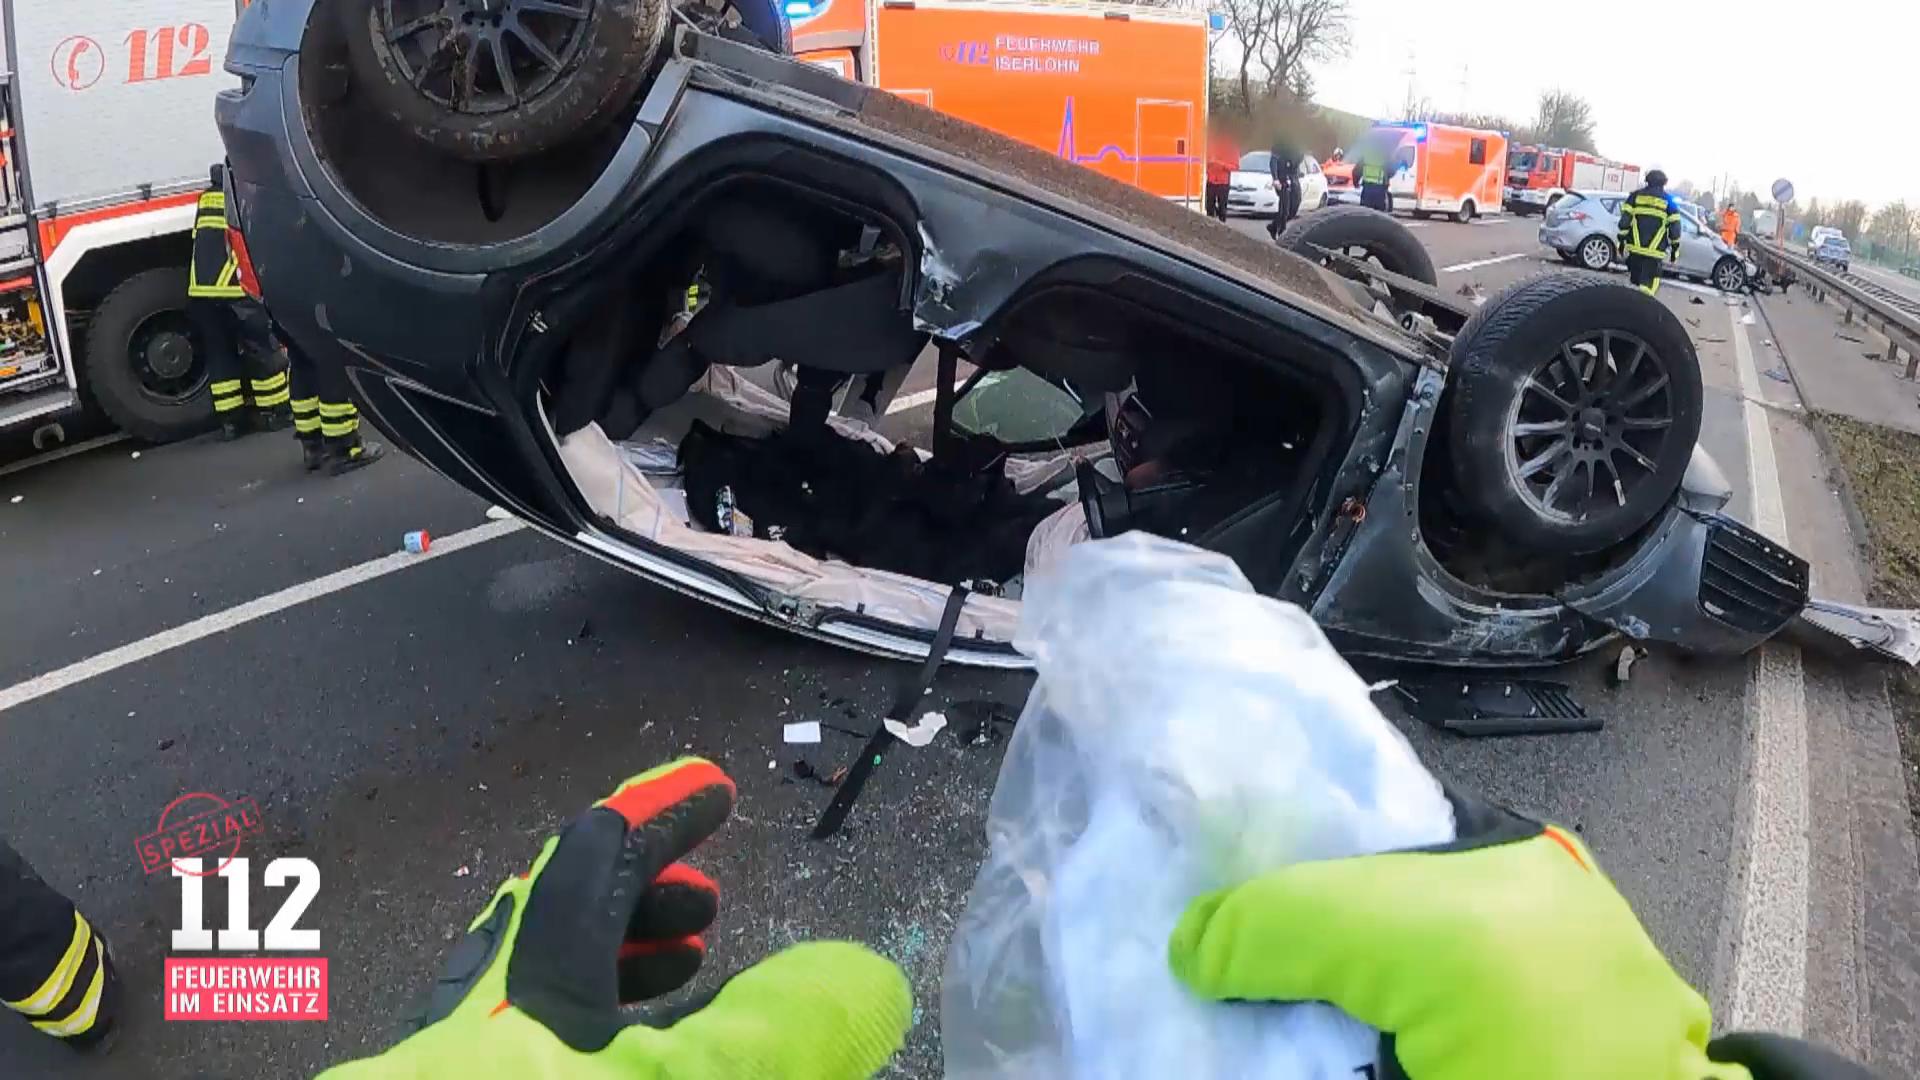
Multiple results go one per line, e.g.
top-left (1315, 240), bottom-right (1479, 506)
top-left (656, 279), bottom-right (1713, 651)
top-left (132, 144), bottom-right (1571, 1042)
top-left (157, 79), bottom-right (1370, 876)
top-left (286, 334), bottom-right (385, 475)
top-left (0, 837), bottom-right (120, 1051)
top-left (191, 165), bottom-right (288, 440)
top-left (1618, 169), bottom-right (1681, 296)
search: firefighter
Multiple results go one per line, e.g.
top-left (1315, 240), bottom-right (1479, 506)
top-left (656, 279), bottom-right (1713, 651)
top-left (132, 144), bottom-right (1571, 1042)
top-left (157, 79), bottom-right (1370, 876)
top-left (319, 757), bottom-right (1875, 1079)
top-left (1, 837), bottom-right (120, 1052)
top-left (191, 165), bottom-right (288, 440)
top-left (1618, 169), bottom-right (1682, 296)
top-left (1356, 144), bottom-right (1390, 213)
top-left (1722, 203), bottom-right (1742, 246)
top-left (284, 334), bottom-right (385, 474)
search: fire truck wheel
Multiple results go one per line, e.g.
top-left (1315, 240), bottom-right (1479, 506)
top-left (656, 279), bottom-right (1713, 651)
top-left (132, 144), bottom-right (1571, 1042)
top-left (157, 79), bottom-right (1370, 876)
top-left (84, 269), bottom-right (215, 443)
top-left (344, 0), bottom-right (670, 163)
top-left (1445, 271), bottom-right (1703, 554)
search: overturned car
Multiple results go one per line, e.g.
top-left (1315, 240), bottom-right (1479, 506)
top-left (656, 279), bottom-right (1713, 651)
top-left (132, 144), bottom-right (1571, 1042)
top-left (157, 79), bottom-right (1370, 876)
top-left (213, 0), bottom-right (1911, 668)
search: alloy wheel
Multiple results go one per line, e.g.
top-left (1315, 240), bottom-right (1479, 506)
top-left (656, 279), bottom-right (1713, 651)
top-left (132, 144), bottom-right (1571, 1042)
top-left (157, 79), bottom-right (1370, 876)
top-left (1502, 329), bottom-right (1677, 524)
top-left (377, 0), bottom-right (593, 115)
top-left (1580, 236), bottom-right (1613, 271)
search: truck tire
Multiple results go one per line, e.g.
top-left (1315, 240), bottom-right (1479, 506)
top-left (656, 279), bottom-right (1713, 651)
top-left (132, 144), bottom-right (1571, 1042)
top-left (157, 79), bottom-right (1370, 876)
top-left (1445, 272), bottom-right (1702, 554)
top-left (83, 268), bottom-right (217, 443)
top-left (345, 0), bottom-right (670, 163)
top-left (1276, 204), bottom-right (1437, 285)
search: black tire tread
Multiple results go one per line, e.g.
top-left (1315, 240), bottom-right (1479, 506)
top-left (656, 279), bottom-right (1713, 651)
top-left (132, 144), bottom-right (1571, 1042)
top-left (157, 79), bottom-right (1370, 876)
top-left (1275, 205), bottom-right (1438, 285)
top-left (1444, 270), bottom-right (1703, 553)
top-left (348, 0), bottom-right (669, 163)
top-left (83, 268), bottom-right (213, 443)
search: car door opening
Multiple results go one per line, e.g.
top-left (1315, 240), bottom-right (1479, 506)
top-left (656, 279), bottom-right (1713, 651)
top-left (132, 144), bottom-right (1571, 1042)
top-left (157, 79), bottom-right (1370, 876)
top-left (526, 177), bottom-right (1334, 644)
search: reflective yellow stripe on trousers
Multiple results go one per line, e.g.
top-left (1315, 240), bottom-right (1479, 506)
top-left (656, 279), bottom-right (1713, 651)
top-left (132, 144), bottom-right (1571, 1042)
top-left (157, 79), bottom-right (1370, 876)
top-left (319, 400), bottom-right (359, 438)
top-left (4, 911), bottom-right (90, 1017)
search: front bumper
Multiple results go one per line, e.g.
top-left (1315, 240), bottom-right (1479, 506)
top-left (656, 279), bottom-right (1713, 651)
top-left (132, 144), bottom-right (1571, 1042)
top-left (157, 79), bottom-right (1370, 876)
top-left (1227, 187), bottom-right (1278, 214)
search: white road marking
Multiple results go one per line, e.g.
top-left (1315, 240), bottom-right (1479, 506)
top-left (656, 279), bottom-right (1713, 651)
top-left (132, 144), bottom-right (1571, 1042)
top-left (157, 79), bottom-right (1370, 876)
top-left (0, 518), bottom-right (525, 716)
top-left (1725, 298), bottom-right (1809, 1036)
top-left (0, 433), bottom-right (131, 479)
top-left (885, 387), bottom-right (939, 415)
top-left (1439, 252), bottom-right (1532, 273)
top-left (1660, 279), bottom-right (1724, 297)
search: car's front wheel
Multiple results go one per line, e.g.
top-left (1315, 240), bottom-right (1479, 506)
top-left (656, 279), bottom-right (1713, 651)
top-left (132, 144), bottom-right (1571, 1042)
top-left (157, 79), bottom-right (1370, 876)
top-left (1445, 272), bottom-right (1703, 554)
top-left (1711, 256), bottom-right (1745, 293)
top-left (1578, 235), bottom-right (1615, 271)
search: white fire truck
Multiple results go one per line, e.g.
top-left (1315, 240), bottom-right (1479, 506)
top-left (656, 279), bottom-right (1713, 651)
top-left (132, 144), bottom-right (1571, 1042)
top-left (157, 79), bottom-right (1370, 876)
top-left (0, 0), bottom-right (247, 446)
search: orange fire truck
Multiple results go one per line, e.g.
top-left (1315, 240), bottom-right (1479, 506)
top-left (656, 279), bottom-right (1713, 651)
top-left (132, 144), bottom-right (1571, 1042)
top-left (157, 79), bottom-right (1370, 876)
top-left (1504, 145), bottom-right (1641, 215)
top-left (790, 0), bottom-right (1212, 207)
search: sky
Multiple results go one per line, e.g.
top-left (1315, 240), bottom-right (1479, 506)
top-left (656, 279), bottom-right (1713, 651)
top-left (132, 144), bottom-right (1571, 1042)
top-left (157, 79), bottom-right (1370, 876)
top-left (1302, 0), bottom-right (1918, 209)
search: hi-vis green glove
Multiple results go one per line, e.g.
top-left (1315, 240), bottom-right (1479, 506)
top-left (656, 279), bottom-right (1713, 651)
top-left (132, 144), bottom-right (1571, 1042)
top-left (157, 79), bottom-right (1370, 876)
top-left (1168, 791), bottom-right (1749, 1080)
top-left (319, 758), bottom-right (910, 1079)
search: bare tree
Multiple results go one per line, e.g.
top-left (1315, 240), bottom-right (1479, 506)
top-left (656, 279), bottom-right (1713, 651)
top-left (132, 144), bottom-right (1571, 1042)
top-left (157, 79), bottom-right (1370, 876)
top-left (1868, 200), bottom-right (1919, 255)
top-left (1530, 90), bottom-right (1598, 153)
top-left (1831, 200), bottom-right (1869, 238)
top-left (1215, 0), bottom-right (1350, 109)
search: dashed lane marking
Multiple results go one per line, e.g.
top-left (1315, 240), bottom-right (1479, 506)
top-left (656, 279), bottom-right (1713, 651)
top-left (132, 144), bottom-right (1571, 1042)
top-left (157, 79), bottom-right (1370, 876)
top-left (1439, 252), bottom-right (1532, 273)
top-left (1725, 298), bottom-right (1810, 1036)
top-left (0, 518), bottom-right (525, 716)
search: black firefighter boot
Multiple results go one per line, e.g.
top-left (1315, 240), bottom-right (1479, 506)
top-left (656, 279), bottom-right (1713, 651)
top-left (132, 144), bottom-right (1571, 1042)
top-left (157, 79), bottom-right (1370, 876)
top-left (324, 429), bottom-right (386, 476)
top-left (299, 430), bottom-right (327, 472)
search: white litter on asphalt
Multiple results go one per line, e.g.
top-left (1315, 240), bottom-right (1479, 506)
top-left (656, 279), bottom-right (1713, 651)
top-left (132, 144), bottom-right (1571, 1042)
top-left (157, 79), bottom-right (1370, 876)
top-left (782, 720), bottom-right (822, 744)
top-left (1438, 252), bottom-right (1531, 273)
top-left (1724, 300), bottom-right (1810, 1038)
top-left (130, 451), bottom-right (141, 460)
top-left (884, 711), bottom-right (947, 748)
top-left (0, 517), bottom-right (525, 717)
top-left (8, 495), bottom-right (19, 504)
top-left (485, 505), bottom-right (512, 521)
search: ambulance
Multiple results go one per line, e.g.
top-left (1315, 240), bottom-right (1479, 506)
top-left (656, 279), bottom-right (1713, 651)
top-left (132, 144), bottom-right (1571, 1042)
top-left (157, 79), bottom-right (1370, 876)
top-left (0, 0), bottom-right (250, 448)
top-left (789, 0), bottom-right (1212, 207)
top-left (1339, 121), bottom-right (1507, 222)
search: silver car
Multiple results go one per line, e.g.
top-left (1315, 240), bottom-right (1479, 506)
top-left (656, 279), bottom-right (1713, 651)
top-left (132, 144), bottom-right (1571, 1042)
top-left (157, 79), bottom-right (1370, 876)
top-left (1540, 191), bottom-right (1754, 292)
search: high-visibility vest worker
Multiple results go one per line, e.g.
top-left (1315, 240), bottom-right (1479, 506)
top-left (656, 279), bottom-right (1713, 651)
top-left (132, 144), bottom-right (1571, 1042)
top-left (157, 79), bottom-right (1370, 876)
top-left (1617, 169), bottom-right (1681, 296)
top-left (190, 163), bottom-right (290, 438)
top-left (1357, 150), bottom-right (1390, 212)
top-left (1720, 205), bottom-right (1740, 246)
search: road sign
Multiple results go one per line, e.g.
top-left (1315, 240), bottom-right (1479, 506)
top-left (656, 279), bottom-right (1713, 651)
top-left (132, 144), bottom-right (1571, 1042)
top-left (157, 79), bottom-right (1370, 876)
top-left (1772, 178), bottom-right (1796, 204)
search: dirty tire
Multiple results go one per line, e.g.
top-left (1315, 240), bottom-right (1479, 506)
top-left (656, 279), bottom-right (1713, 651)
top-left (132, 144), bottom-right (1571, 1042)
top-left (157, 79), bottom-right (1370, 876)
top-left (345, 0), bottom-right (669, 163)
top-left (1453, 199), bottom-right (1477, 224)
top-left (1445, 271), bottom-right (1703, 554)
top-left (1276, 204), bottom-right (1438, 285)
top-left (84, 268), bottom-right (215, 443)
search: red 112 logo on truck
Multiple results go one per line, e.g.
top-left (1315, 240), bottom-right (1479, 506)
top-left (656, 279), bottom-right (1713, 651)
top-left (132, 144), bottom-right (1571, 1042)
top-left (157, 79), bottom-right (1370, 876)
top-left (127, 24), bottom-right (215, 83)
top-left (50, 24), bottom-right (213, 92)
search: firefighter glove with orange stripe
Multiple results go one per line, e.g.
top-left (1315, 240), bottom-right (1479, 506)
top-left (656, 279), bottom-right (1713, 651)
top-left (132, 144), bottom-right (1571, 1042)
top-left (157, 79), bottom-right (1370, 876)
top-left (1167, 788), bottom-right (1877, 1080)
top-left (316, 758), bottom-right (911, 1080)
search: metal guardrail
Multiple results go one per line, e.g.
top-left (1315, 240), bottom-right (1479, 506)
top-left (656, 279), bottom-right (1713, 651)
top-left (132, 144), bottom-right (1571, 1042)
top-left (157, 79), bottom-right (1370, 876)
top-left (1746, 236), bottom-right (1920, 377)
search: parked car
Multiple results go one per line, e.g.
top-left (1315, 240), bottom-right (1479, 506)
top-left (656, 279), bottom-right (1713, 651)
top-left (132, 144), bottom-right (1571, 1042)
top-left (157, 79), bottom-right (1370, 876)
top-left (216, 0), bottom-right (1903, 669)
top-left (1541, 191), bottom-right (1755, 292)
top-left (1227, 151), bottom-right (1329, 217)
top-left (1811, 235), bottom-right (1852, 274)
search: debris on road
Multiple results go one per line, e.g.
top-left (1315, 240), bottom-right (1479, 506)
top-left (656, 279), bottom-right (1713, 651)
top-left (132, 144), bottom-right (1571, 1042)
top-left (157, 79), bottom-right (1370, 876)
top-left (454, 865), bottom-right (470, 877)
top-left (1611, 644), bottom-right (1646, 686)
top-left (1691, 296), bottom-right (1706, 305)
top-left (884, 711), bottom-right (948, 748)
top-left (783, 720), bottom-right (823, 744)
top-left (486, 505), bottom-right (512, 521)
top-left (157, 738), bottom-right (175, 751)
top-left (1740, 312), bottom-right (1757, 325)
top-left (948, 700), bottom-right (1017, 746)
top-left (1698, 335), bottom-right (1726, 343)
top-left (8, 495), bottom-right (19, 504)
top-left (403, 530), bottom-right (431, 553)
top-left (575, 619), bottom-right (593, 642)
top-left (1764, 368), bottom-right (1791, 383)
top-left (129, 451), bottom-right (141, 460)
top-left (1837, 332), bottom-right (1865, 343)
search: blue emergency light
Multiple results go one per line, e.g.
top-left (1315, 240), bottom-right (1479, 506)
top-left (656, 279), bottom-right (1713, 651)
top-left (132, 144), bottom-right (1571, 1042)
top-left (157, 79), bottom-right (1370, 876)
top-left (784, 0), bottom-right (813, 15)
